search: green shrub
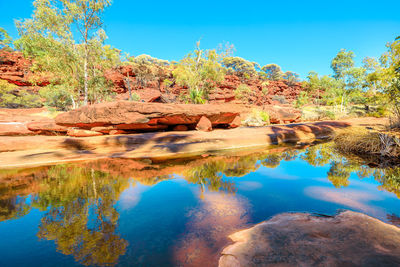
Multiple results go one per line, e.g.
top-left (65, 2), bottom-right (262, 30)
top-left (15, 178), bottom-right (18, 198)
top-left (234, 84), bottom-right (251, 100)
top-left (131, 92), bottom-right (140, 101)
top-left (39, 85), bottom-right (72, 111)
top-left (295, 91), bottom-right (310, 108)
top-left (0, 79), bottom-right (42, 108)
top-left (189, 88), bottom-right (206, 104)
top-left (242, 109), bottom-right (270, 126)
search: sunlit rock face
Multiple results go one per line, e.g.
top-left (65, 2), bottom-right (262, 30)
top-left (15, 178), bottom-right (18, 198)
top-left (219, 211), bottom-right (400, 267)
top-left (55, 101), bottom-right (240, 132)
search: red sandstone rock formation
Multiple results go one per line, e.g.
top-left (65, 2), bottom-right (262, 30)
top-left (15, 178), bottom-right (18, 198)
top-left (1, 50), bottom-right (304, 106)
top-left (0, 49), bottom-right (48, 88)
top-left (55, 101), bottom-right (241, 133)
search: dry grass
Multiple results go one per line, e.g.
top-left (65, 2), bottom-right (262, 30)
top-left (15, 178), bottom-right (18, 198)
top-left (334, 127), bottom-right (400, 158)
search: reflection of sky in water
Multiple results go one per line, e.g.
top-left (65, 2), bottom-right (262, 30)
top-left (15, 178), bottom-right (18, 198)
top-left (1, 144), bottom-right (400, 266)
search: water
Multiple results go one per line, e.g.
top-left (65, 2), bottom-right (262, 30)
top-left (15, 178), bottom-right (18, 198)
top-left (1, 142), bottom-right (400, 266)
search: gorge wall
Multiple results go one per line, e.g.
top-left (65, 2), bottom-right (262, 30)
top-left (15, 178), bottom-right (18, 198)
top-left (0, 49), bottom-right (304, 105)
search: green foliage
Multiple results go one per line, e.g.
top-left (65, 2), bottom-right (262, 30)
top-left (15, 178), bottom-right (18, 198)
top-left (39, 85), bottom-right (73, 110)
top-left (282, 71), bottom-right (300, 86)
top-left (260, 64), bottom-right (283, 81)
top-left (15, 0), bottom-right (119, 107)
top-left (173, 41), bottom-right (226, 104)
top-left (0, 79), bottom-right (42, 108)
top-left (126, 54), bottom-right (169, 88)
top-left (222, 56), bottom-right (259, 79)
top-left (242, 109), bottom-right (270, 126)
top-left (188, 88), bottom-right (206, 104)
top-left (131, 92), bottom-right (140, 101)
top-left (234, 84), bottom-right (251, 101)
top-left (0, 27), bottom-right (12, 49)
top-left (32, 164), bottom-right (129, 266)
top-left (295, 91), bottom-right (310, 108)
top-left (331, 49), bottom-right (355, 79)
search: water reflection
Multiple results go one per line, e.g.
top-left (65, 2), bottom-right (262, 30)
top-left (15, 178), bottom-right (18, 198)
top-left (1, 142), bottom-right (400, 266)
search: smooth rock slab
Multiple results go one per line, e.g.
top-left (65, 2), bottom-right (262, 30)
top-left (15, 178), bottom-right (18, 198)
top-left (219, 211), bottom-right (400, 267)
top-left (55, 101), bottom-right (240, 130)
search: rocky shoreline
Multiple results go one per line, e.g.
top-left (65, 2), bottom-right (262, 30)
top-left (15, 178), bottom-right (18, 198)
top-left (0, 120), bottom-right (351, 169)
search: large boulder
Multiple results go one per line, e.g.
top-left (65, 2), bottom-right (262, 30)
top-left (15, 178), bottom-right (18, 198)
top-left (263, 105), bottom-right (301, 124)
top-left (55, 101), bottom-right (241, 131)
top-left (219, 211), bottom-right (400, 267)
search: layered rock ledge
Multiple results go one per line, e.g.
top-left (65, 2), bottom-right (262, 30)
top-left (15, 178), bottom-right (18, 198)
top-left (0, 120), bottom-right (350, 168)
top-left (219, 211), bottom-right (400, 267)
top-left (55, 101), bottom-right (241, 133)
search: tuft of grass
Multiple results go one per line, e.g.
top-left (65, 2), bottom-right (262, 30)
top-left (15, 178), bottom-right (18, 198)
top-left (234, 84), bottom-right (251, 101)
top-left (334, 127), bottom-right (400, 158)
top-left (242, 109), bottom-right (270, 127)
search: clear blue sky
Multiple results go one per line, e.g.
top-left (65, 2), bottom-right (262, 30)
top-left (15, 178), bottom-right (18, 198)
top-left (1, 0), bottom-right (399, 78)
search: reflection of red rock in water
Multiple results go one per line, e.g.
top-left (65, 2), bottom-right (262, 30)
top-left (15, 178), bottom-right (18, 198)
top-left (173, 192), bottom-right (249, 266)
top-left (219, 211), bottom-right (400, 267)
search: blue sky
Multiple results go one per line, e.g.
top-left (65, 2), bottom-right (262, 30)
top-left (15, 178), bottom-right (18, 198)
top-left (1, 0), bottom-right (399, 78)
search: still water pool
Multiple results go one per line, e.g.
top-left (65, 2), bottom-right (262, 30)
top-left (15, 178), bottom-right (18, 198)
top-left (0, 142), bottom-right (400, 266)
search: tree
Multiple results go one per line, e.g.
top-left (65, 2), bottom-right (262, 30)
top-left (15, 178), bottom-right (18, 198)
top-left (0, 27), bottom-right (12, 49)
top-left (126, 54), bottom-right (170, 89)
top-left (173, 41), bottom-right (226, 104)
top-left (330, 49), bottom-right (366, 112)
top-left (33, 164), bottom-right (129, 266)
top-left (260, 64), bottom-right (283, 81)
top-left (380, 37), bottom-right (400, 111)
top-left (222, 56), bottom-right (259, 79)
top-left (331, 49), bottom-right (355, 80)
top-left (15, 0), bottom-right (118, 108)
top-left (282, 71), bottom-right (300, 86)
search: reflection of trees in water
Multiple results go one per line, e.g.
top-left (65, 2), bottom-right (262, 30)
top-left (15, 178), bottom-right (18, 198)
top-left (32, 165), bottom-right (129, 266)
top-left (0, 197), bottom-right (30, 222)
top-left (297, 143), bottom-right (400, 196)
top-left (1, 142), bottom-right (400, 265)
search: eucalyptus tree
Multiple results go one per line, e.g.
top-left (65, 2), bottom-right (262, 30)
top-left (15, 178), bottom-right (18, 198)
top-left (173, 41), bottom-right (226, 104)
top-left (222, 56), bottom-right (259, 79)
top-left (330, 49), bottom-right (367, 112)
top-left (0, 27), bottom-right (12, 49)
top-left (15, 0), bottom-right (119, 107)
top-left (260, 63), bottom-right (283, 81)
top-left (282, 71), bottom-right (300, 85)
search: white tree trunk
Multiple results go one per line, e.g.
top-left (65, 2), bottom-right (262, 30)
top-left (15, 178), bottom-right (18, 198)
top-left (83, 53), bottom-right (88, 106)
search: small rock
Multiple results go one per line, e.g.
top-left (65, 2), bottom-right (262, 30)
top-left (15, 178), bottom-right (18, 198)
top-left (196, 116), bottom-right (212, 132)
top-left (67, 129), bottom-right (103, 137)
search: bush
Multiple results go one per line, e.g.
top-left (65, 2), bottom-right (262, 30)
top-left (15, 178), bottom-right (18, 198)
top-left (242, 109), bottom-right (270, 126)
top-left (295, 91), bottom-right (309, 108)
top-left (189, 88), bottom-right (207, 104)
top-left (131, 92), bottom-right (140, 101)
top-left (234, 84), bottom-right (251, 101)
top-left (39, 85), bottom-right (72, 111)
top-left (0, 79), bottom-right (42, 108)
